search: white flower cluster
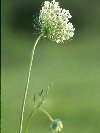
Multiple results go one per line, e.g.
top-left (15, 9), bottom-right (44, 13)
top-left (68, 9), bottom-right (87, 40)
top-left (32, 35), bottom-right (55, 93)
top-left (50, 119), bottom-right (63, 132)
top-left (39, 0), bottom-right (75, 43)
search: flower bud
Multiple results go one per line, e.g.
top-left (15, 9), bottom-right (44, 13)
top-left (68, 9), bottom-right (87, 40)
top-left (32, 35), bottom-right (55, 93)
top-left (50, 119), bottom-right (63, 132)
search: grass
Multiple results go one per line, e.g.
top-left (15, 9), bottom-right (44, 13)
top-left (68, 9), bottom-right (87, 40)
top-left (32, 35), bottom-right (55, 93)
top-left (1, 30), bottom-right (100, 133)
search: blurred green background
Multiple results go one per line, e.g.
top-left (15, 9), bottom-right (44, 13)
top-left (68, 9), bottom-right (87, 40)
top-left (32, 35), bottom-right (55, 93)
top-left (1, 0), bottom-right (100, 133)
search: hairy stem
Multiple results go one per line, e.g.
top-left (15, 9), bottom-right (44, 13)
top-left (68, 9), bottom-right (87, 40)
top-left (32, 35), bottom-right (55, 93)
top-left (19, 34), bottom-right (43, 133)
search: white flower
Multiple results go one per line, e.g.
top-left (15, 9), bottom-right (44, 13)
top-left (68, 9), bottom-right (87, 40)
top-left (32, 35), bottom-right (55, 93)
top-left (50, 119), bottom-right (63, 132)
top-left (39, 0), bottom-right (75, 43)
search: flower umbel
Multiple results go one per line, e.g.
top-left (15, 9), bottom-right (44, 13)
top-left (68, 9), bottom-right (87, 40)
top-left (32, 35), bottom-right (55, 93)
top-left (41, 109), bottom-right (63, 132)
top-left (39, 0), bottom-right (75, 43)
top-left (50, 119), bottom-right (63, 132)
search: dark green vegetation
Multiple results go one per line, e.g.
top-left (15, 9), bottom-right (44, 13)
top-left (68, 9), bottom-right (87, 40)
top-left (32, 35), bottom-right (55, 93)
top-left (1, 0), bottom-right (100, 133)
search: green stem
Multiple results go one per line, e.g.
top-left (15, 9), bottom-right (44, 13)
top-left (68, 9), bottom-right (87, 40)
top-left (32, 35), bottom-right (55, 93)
top-left (24, 98), bottom-right (44, 133)
top-left (24, 108), bottom-right (53, 133)
top-left (19, 33), bottom-right (43, 133)
top-left (40, 109), bottom-right (53, 122)
top-left (24, 108), bottom-right (36, 133)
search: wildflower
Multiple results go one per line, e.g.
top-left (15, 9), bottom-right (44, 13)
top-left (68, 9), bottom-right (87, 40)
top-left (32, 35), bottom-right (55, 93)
top-left (50, 119), bottom-right (63, 132)
top-left (39, 0), bottom-right (75, 43)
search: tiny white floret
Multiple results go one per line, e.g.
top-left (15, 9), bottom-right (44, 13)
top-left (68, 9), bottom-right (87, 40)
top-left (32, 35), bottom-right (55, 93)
top-left (39, 0), bottom-right (75, 43)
